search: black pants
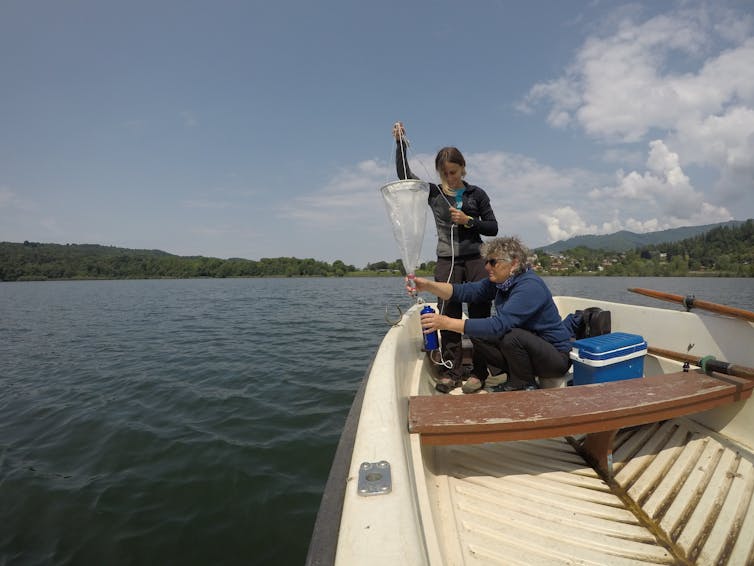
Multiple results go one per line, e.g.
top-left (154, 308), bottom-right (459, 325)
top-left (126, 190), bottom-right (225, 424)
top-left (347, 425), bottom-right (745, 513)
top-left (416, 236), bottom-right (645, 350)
top-left (471, 328), bottom-right (571, 387)
top-left (434, 255), bottom-right (490, 380)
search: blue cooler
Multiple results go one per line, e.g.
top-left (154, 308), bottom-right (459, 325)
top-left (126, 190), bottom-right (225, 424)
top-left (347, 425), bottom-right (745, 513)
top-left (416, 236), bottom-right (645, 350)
top-left (570, 332), bottom-right (647, 385)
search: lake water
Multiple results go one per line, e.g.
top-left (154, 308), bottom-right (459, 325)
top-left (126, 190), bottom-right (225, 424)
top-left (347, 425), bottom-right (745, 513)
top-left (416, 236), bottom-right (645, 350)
top-left (1, 277), bottom-right (752, 565)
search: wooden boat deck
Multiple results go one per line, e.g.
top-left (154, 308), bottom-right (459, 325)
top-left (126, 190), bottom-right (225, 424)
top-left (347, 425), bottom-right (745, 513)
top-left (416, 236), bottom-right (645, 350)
top-left (426, 418), bottom-right (754, 565)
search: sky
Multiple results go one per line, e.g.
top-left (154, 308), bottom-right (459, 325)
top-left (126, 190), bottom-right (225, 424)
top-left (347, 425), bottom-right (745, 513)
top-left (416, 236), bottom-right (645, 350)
top-left (1, 0), bottom-right (753, 267)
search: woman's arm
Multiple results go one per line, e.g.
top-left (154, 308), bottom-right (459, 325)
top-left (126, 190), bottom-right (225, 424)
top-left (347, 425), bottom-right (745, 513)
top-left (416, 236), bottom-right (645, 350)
top-left (476, 189), bottom-right (498, 237)
top-left (410, 277), bottom-right (453, 300)
top-left (409, 277), bottom-right (467, 335)
top-left (393, 122), bottom-right (419, 181)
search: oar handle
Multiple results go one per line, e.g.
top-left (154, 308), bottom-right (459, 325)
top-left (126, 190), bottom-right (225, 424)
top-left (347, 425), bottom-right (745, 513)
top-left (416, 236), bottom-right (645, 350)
top-left (628, 288), bottom-right (754, 323)
top-left (727, 363), bottom-right (754, 381)
top-left (648, 346), bottom-right (754, 380)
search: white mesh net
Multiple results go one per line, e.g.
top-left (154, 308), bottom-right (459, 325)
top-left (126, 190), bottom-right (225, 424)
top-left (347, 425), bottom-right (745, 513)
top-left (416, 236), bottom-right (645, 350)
top-left (379, 179), bottom-right (429, 277)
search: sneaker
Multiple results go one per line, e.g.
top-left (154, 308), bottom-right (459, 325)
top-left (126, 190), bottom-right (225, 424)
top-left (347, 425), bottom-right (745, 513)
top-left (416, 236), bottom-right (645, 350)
top-left (461, 376), bottom-right (484, 394)
top-left (492, 382), bottom-right (538, 393)
top-left (435, 376), bottom-right (461, 394)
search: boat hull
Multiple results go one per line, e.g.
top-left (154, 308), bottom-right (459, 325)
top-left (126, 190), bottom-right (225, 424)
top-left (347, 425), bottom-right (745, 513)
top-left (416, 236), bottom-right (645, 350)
top-left (308, 297), bottom-right (754, 565)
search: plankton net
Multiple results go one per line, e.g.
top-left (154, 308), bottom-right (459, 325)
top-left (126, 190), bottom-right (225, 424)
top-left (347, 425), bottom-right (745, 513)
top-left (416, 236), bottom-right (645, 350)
top-left (379, 179), bottom-right (429, 286)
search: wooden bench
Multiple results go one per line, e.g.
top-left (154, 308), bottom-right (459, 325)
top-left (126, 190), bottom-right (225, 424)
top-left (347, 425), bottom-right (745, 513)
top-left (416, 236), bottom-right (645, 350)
top-left (408, 370), bottom-right (753, 478)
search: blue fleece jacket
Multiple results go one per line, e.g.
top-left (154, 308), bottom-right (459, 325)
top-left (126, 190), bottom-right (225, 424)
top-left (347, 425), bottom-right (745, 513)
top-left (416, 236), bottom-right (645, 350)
top-left (452, 270), bottom-right (572, 352)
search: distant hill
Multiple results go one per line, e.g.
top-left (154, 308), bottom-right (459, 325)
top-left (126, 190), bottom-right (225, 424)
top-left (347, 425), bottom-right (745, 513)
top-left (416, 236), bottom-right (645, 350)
top-left (0, 241), bottom-right (358, 281)
top-left (536, 221), bottom-right (745, 254)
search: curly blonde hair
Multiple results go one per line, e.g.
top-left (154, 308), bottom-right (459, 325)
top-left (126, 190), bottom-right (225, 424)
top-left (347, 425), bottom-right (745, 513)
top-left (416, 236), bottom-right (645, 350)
top-left (481, 237), bottom-right (530, 276)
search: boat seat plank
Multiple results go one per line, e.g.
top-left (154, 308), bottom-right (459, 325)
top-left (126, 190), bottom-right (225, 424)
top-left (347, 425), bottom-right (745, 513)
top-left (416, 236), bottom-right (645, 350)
top-left (408, 370), bottom-right (753, 477)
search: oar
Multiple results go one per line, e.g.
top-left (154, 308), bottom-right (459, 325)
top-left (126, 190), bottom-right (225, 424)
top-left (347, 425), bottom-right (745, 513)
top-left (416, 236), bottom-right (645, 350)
top-left (647, 346), bottom-right (754, 380)
top-left (628, 288), bottom-right (754, 323)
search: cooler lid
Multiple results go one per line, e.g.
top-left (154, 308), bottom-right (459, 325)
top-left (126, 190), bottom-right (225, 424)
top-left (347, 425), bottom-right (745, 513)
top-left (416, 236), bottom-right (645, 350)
top-left (572, 332), bottom-right (647, 360)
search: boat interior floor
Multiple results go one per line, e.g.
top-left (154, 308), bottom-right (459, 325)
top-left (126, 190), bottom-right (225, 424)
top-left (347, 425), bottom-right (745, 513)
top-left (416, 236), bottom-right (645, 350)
top-left (424, 417), bottom-right (754, 565)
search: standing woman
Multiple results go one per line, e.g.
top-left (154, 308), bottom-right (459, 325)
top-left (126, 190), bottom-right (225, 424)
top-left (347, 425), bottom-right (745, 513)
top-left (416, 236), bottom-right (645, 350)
top-left (392, 121), bottom-right (498, 393)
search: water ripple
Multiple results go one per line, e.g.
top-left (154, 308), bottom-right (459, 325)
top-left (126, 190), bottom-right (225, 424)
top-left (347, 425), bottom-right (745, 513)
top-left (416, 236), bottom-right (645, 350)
top-left (2, 277), bottom-right (750, 564)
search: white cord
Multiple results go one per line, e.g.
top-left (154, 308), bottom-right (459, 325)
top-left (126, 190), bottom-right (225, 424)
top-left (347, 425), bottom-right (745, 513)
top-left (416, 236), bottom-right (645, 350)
top-left (435, 217), bottom-right (456, 370)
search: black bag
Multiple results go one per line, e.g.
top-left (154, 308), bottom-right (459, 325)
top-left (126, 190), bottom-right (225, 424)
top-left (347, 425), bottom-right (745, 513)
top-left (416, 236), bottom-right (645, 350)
top-left (578, 307), bottom-right (611, 339)
top-left (563, 307), bottom-right (612, 340)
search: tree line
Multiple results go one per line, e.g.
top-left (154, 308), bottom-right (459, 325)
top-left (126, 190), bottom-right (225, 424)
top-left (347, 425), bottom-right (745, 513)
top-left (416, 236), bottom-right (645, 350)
top-left (1, 220), bottom-right (751, 281)
top-left (537, 220), bottom-right (754, 277)
top-left (0, 242), bottom-right (360, 281)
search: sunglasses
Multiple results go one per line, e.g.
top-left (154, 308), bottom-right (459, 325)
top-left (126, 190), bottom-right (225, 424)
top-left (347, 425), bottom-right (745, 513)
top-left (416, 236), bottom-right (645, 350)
top-left (484, 257), bottom-right (509, 267)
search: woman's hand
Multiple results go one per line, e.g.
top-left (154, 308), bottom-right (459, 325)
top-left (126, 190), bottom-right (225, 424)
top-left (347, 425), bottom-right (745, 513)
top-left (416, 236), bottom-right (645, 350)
top-left (449, 207), bottom-right (471, 225)
top-left (405, 276), bottom-right (454, 301)
top-left (420, 310), bottom-right (448, 333)
top-left (406, 275), bottom-right (428, 295)
top-left (392, 121), bottom-right (405, 141)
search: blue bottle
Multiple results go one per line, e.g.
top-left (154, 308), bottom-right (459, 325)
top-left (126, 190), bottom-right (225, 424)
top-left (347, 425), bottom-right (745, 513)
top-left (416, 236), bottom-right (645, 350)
top-left (420, 305), bottom-right (440, 351)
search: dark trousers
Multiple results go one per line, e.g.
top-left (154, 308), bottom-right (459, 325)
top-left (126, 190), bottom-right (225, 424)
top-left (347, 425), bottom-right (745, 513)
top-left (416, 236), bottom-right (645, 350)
top-left (471, 328), bottom-right (571, 387)
top-left (434, 255), bottom-right (490, 380)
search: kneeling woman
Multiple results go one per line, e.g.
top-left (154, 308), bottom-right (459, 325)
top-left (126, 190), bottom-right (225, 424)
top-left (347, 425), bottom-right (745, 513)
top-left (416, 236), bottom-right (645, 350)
top-left (410, 236), bottom-right (572, 394)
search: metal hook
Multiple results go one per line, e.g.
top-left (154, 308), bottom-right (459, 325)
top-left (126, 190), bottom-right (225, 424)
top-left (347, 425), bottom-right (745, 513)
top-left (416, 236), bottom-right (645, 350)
top-left (384, 305), bottom-right (403, 326)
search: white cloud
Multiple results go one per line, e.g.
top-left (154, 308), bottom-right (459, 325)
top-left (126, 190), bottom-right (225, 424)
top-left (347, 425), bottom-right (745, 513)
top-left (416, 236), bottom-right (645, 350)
top-left (283, 136), bottom-right (736, 255)
top-left (283, 150), bottom-right (607, 252)
top-left (520, 3), bottom-right (754, 229)
top-left (286, 140), bottom-right (730, 250)
top-left (527, 139), bottom-right (735, 244)
top-left (524, 10), bottom-right (754, 142)
top-left (672, 105), bottom-right (754, 198)
top-left (539, 206), bottom-right (599, 242)
top-left (282, 159), bottom-right (391, 225)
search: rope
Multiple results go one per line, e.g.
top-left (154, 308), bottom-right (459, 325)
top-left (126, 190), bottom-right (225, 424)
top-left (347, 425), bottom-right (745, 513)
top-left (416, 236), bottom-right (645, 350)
top-left (392, 123), bottom-right (455, 371)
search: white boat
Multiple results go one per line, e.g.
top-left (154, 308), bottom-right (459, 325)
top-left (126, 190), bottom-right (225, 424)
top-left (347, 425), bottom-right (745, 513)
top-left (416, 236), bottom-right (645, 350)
top-left (307, 294), bottom-right (754, 565)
